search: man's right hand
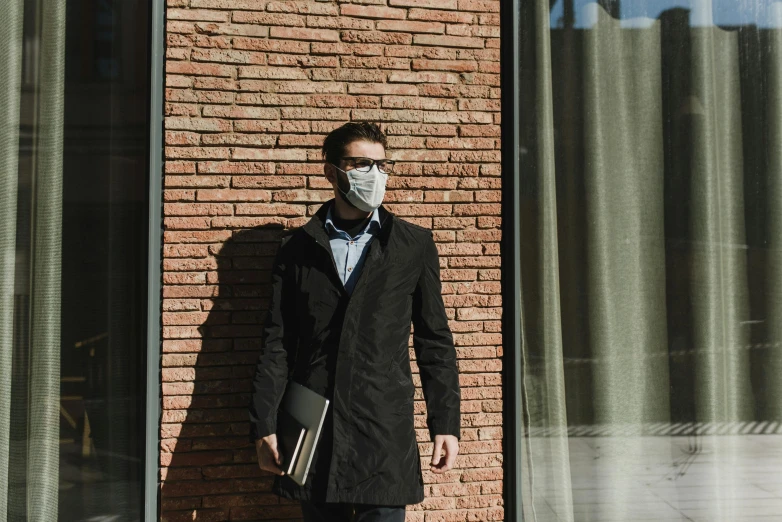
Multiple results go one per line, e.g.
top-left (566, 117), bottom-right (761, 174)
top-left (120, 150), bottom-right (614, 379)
top-left (255, 434), bottom-right (284, 476)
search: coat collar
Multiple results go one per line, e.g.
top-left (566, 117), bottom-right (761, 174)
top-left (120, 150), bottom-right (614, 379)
top-left (324, 205), bottom-right (382, 236)
top-left (303, 199), bottom-right (393, 247)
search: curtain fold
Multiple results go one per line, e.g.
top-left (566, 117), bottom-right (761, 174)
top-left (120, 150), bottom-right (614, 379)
top-left (582, 6), bottom-right (669, 428)
top-left (766, 2), bottom-right (782, 421)
top-left (26, 1), bottom-right (66, 520)
top-left (0, 0), bottom-right (24, 518)
top-left (519, 0), bottom-right (573, 519)
top-left (519, 1), bottom-right (782, 520)
top-left (688, 25), bottom-right (753, 424)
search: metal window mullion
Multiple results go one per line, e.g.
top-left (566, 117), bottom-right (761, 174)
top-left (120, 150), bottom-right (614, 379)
top-left (500, 0), bottom-right (523, 519)
top-left (145, 0), bottom-right (165, 520)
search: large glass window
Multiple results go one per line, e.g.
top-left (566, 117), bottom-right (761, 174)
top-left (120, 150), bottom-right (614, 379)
top-left (1, 0), bottom-right (151, 519)
top-left (517, 0), bottom-right (782, 520)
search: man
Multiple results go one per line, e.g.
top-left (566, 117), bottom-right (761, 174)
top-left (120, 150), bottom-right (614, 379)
top-left (249, 122), bottom-right (461, 522)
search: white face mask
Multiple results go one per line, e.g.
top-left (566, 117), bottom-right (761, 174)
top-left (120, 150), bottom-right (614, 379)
top-left (333, 164), bottom-right (388, 213)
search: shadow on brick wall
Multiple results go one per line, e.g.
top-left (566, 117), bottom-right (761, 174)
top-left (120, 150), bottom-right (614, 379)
top-left (160, 224), bottom-right (304, 522)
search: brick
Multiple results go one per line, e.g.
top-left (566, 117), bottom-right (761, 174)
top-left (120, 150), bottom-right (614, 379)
top-left (385, 123), bottom-right (458, 136)
top-left (419, 84), bottom-right (492, 98)
top-left (446, 24), bottom-right (474, 37)
top-left (237, 81), bottom-right (342, 95)
top-left (167, 147), bottom-right (231, 160)
top-left (269, 26), bottom-right (338, 42)
top-left (167, 8), bottom-right (229, 22)
top-left (412, 59), bottom-right (478, 73)
top-left (424, 190), bottom-right (473, 203)
top-left (271, 189), bottom-right (333, 202)
top-left (237, 66), bottom-right (308, 80)
top-left (306, 15), bottom-right (374, 31)
top-left (414, 33), bottom-right (484, 49)
top-left (427, 137), bottom-right (495, 149)
top-left (340, 30), bottom-right (412, 45)
top-left (376, 20), bottom-right (445, 34)
top-left (458, 98), bottom-right (501, 111)
top-left (448, 256), bottom-right (501, 268)
top-left (166, 20), bottom-right (197, 34)
top-left (196, 189), bottom-right (271, 202)
top-left (231, 148), bottom-right (307, 161)
top-left (195, 22), bottom-right (269, 37)
top-left (190, 0), bottom-right (264, 7)
top-left (388, 72), bottom-right (460, 84)
top-left (458, 0), bottom-right (500, 12)
top-left (340, 4), bottom-right (406, 19)
top-left (409, 8), bottom-right (474, 23)
top-left (388, 177), bottom-right (459, 190)
top-left (384, 204), bottom-right (452, 217)
top-left (191, 48), bottom-right (266, 64)
top-left (311, 42), bottom-right (384, 56)
top-left (267, 54), bottom-right (339, 68)
top-left (198, 161), bottom-right (275, 174)
top-left (390, 0), bottom-right (458, 9)
top-left (348, 83), bottom-right (418, 96)
top-left (458, 124), bottom-right (501, 137)
top-left (450, 151), bottom-right (501, 162)
top-left (163, 189), bottom-right (196, 201)
top-left (231, 12), bottom-right (306, 26)
top-left (265, 1), bottom-right (339, 15)
top-left (311, 68), bottom-right (385, 82)
top-left (210, 216), bottom-right (288, 228)
top-left (233, 37), bottom-right (309, 54)
top-left (340, 56), bottom-right (410, 70)
top-left (201, 134), bottom-right (276, 146)
top-left (166, 175), bottom-right (230, 188)
top-left (235, 203), bottom-right (306, 216)
top-left (165, 61), bottom-right (234, 77)
top-left (279, 107), bottom-right (347, 120)
top-left (166, 47), bottom-right (189, 59)
top-left (352, 109), bottom-right (421, 123)
top-left (423, 112), bottom-right (493, 124)
top-left (391, 149), bottom-right (450, 162)
top-left (165, 103), bottom-right (197, 118)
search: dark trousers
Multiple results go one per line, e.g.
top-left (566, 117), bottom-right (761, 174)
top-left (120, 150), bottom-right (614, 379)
top-left (301, 501), bottom-right (406, 522)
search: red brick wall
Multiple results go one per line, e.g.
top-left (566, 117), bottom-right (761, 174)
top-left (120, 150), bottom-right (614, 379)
top-left (160, 1), bottom-right (503, 520)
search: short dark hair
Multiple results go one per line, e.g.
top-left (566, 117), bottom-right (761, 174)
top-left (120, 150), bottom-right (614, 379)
top-left (322, 122), bottom-right (387, 165)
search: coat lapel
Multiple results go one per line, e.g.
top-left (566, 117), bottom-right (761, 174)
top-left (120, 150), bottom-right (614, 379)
top-left (344, 205), bottom-right (393, 300)
top-left (302, 201), bottom-right (347, 296)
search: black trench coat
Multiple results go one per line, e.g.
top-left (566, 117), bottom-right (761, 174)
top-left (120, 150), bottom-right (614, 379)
top-left (249, 201), bottom-right (461, 505)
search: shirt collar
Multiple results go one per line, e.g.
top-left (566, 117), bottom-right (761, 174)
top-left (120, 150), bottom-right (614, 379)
top-left (325, 204), bottom-right (381, 235)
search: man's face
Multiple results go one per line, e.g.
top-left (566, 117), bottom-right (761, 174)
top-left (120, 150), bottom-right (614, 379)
top-left (325, 139), bottom-right (387, 194)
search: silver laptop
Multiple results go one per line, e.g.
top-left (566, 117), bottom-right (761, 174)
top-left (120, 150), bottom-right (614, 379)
top-left (278, 381), bottom-right (330, 486)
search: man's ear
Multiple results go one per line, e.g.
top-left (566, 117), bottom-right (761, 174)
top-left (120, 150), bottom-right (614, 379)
top-left (323, 162), bottom-right (336, 185)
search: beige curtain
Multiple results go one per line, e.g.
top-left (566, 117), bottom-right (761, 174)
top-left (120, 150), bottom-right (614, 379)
top-left (0, 0), bottom-right (24, 516)
top-left (1, 1), bottom-right (66, 519)
top-left (27, 1), bottom-right (66, 520)
top-left (519, 1), bottom-right (782, 520)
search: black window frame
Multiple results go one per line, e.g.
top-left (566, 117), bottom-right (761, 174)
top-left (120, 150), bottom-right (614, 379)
top-left (145, 0), bottom-right (164, 519)
top-left (500, 0), bottom-right (523, 520)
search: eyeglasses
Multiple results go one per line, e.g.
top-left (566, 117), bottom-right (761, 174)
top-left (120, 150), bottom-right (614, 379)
top-left (340, 157), bottom-right (396, 174)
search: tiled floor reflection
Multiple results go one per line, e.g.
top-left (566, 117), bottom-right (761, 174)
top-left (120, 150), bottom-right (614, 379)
top-left (525, 432), bottom-right (782, 521)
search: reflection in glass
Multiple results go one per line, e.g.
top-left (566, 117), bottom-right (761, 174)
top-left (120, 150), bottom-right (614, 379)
top-left (519, 0), bottom-right (782, 520)
top-left (1, 0), bottom-right (150, 520)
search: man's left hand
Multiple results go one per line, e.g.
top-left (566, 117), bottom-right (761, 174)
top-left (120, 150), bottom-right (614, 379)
top-left (430, 434), bottom-right (459, 474)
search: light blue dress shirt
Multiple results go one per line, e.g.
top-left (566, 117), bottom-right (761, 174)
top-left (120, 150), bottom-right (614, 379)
top-left (324, 206), bottom-right (381, 295)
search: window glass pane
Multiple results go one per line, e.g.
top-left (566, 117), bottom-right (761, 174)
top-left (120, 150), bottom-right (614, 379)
top-left (519, 1), bottom-right (782, 520)
top-left (3, 0), bottom-right (151, 519)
